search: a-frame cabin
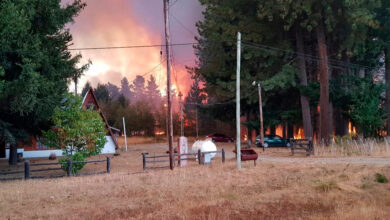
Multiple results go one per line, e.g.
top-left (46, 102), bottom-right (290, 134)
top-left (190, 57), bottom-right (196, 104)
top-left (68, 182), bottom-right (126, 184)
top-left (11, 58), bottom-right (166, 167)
top-left (0, 89), bottom-right (118, 159)
top-left (81, 88), bottom-right (118, 154)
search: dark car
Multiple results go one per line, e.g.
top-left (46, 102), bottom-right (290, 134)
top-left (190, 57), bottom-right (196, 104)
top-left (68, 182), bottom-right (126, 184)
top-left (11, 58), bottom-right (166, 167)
top-left (254, 135), bottom-right (291, 148)
top-left (206, 133), bottom-right (234, 142)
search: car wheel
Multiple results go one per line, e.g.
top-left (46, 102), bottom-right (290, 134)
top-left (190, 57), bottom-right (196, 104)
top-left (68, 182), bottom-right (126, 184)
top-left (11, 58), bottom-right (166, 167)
top-left (228, 139), bottom-right (232, 143)
top-left (286, 143), bottom-right (291, 148)
top-left (264, 143), bottom-right (269, 148)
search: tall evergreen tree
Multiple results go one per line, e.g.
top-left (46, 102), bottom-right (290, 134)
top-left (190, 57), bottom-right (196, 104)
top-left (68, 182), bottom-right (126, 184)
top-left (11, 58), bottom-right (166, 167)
top-left (120, 77), bottom-right (132, 100)
top-left (81, 81), bottom-right (91, 98)
top-left (106, 82), bottom-right (120, 100)
top-left (146, 75), bottom-right (161, 107)
top-left (132, 75), bottom-right (146, 103)
top-left (0, 0), bottom-right (87, 149)
top-left (94, 83), bottom-right (110, 103)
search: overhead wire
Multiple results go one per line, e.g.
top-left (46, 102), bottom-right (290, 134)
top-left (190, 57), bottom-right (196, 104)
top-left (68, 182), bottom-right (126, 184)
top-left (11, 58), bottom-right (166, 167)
top-left (242, 41), bottom-right (377, 71)
top-left (68, 43), bottom-right (198, 51)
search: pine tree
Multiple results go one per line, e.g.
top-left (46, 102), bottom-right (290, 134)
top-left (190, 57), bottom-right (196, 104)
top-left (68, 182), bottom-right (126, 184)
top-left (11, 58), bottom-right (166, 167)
top-left (0, 0), bottom-right (87, 155)
top-left (132, 75), bottom-right (146, 103)
top-left (146, 75), bottom-right (161, 107)
top-left (94, 84), bottom-right (110, 103)
top-left (120, 77), bottom-right (132, 101)
top-left (81, 81), bottom-right (91, 98)
top-left (106, 82), bottom-right (120, 100)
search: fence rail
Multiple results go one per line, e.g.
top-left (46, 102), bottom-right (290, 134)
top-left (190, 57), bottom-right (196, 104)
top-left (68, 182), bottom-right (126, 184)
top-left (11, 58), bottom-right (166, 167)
top-left (0, 157), bottom-right (111, 181)
top-left (142, 149), bottom-right (225, 170)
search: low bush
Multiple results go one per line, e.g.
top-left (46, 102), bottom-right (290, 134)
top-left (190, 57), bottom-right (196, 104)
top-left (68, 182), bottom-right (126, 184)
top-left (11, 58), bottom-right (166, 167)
top-left (375, 173), bottom-right (388, 183)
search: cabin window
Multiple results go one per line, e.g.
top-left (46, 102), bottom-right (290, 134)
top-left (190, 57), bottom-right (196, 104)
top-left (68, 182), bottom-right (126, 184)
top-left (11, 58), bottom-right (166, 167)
top-left (36, 137), bottom-right (48, 150)
top-left (86, 102), bottom-right (96, 110)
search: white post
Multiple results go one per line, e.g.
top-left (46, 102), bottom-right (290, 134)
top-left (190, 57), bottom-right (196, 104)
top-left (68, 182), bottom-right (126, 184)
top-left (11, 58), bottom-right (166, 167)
top-left (122, 117), bottom-right (128, 152)
top-left (236, 32), bottom-right (241, 169)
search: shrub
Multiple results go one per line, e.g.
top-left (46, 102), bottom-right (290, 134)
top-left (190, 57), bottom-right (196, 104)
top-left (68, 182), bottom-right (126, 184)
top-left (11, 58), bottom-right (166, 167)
top-left (375, 173), bottom-right (388, 183)
top-left (43, 94), bottom-right (107, 173)
top-left (59, 152), bottom-right (86, 174)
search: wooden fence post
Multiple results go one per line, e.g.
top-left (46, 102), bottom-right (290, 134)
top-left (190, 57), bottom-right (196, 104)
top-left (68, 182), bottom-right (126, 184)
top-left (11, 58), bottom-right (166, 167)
top-left (142, 153), bottom-right (146, 170)
top-left (67, 158), bottom-right (72, 177)
top-left (106, 157), bottom-right (111, 173)
top-left (24, 160), bottom-right (30, 179)
top-left (222, 149), bottom-right (225, 163)
top-left (198, 149), bottom-right (202, 165)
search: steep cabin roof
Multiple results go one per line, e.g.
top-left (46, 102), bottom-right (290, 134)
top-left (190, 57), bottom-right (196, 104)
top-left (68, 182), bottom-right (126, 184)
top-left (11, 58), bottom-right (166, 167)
top-left (82, 88), bottom-right (118, 149)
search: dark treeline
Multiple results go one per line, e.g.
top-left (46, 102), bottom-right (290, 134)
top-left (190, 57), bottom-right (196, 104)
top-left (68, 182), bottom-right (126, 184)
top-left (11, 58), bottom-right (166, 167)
top-left (83, 72), bottom-right (234, 138)
top-left (81, 75), bottom-right (180, 136)
top-left (194, 0), bottom-right (390, 141)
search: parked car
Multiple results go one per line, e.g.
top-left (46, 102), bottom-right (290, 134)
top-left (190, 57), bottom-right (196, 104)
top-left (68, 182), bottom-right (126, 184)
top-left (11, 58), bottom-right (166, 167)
top-left (254, 134), bottom-right (291, 148)
top-left (206, 133), bottom-right (234, 142)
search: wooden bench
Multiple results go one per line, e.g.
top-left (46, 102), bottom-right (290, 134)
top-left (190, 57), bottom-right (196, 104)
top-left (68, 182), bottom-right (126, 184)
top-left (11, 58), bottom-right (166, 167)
top-left (290, 138), bottom-right (313, 156)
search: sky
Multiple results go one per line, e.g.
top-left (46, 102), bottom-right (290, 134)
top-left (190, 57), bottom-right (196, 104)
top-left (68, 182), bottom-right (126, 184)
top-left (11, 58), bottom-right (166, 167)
top-left (67, 0), bottom-right (204, 96)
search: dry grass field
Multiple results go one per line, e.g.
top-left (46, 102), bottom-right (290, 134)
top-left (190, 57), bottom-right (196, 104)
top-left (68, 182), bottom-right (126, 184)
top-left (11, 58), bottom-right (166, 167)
top-left (1, 139), bottom-right (390, 219)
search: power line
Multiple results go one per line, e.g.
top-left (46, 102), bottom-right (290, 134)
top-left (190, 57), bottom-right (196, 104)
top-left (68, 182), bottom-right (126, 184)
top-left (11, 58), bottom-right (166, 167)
top-left (242, 41), bottom-right (377, 71)
top-left (139, 59), bottom-right (165, 77)
top-left (0, 43), bottom-right (199, 53)
top-left (170, 14), bottom-right (198, 38)
top-left (169, 0), bottom-right (179, 8)
top-left (68, 43), bottom-right (198, 51)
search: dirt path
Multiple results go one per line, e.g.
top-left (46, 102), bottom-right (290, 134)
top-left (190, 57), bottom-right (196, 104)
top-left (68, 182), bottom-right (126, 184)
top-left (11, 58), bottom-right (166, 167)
top-left (259, 156), bottom-right (390, 166)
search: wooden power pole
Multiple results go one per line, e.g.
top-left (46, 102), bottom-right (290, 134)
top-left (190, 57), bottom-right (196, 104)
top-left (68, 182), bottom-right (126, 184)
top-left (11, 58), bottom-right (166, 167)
top-left (163, 0), bottom-right (174, 170)
top-left (257, 83), bottom-right (265, 152)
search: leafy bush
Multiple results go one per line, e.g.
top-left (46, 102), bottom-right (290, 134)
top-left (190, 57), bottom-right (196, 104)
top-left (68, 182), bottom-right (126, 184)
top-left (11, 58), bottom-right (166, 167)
top-left (43, 94), bottom-right (107, 173)
top-left (59, 152), bottom-right (86, 174)
top-left (375, 173), bottom-right (388, 183)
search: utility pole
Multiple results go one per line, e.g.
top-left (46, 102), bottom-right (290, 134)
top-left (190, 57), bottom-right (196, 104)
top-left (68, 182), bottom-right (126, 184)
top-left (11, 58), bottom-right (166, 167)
top-left (179, 92), bottom-right (184, 137)
top-left (122, 117), bottom-right (127, 152)
top-left (257, 83), bottom-right (265, 152)
top-left (163, 0), bottom-right (174, 170)
top-left (236, 32), bottom-right (241, 169)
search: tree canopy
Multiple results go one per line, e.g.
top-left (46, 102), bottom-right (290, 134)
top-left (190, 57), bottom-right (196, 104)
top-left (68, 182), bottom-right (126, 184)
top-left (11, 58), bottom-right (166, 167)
top-left (0, 0), bottom-right (88, 144)
top-left (195, 0), bottom-right (390, 139)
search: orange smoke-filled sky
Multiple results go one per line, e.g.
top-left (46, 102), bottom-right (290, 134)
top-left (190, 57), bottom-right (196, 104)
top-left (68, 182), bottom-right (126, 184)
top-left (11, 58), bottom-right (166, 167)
top-left (67, 0), bottom-right (203, 96)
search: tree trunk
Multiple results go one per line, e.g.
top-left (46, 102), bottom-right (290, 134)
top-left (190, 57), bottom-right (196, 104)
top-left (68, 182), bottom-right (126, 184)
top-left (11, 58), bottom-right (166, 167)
top-left (334, 107), bottom-right (348, 136)
top-left (270, 125), bottom-right (276, 135)
top-left (0, 140), bottom-right (5, 158)
top-left (8, 144), bottom-right (17, 165)
top-left (316, 23), bottom-right (330, 144)
top-left (385, 48), bottom-right (390, 135)
top-left (296, 29), bottom-right (313, 139)
top-left (287, 124), bottom-right (294, 139)
top-left (74, 77), bottom-right (78, 95)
